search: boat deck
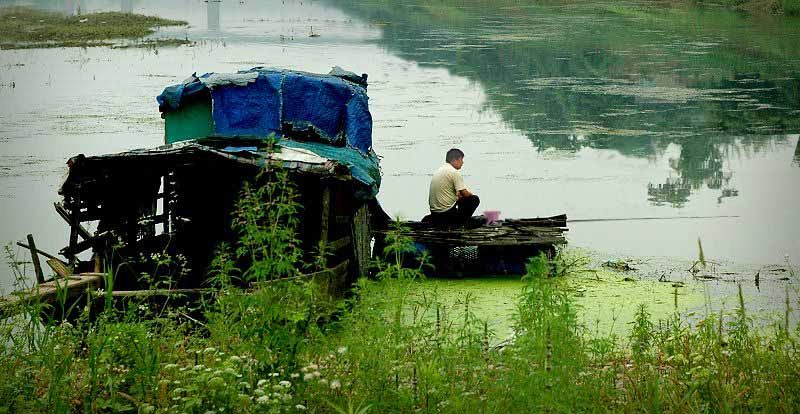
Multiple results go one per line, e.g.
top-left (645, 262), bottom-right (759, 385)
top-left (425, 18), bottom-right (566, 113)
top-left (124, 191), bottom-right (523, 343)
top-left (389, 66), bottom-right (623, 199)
top-left (378, 214), bottom-right (568, 248)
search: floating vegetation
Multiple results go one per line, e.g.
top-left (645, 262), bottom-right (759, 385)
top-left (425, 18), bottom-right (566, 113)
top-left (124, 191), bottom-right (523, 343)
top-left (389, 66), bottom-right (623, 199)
top-left (111, 38), bottom-right (194, 49)
top-left (0, 6), bottom-right (188, 50)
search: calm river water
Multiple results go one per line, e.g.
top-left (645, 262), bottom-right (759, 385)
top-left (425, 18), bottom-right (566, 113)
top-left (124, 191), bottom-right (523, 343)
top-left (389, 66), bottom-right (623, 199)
top-left (0, 0), bottom-right (798, 293)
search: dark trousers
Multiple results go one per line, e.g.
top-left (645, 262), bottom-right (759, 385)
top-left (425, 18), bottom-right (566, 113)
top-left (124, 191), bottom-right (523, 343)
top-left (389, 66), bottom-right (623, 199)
top-left (430, 195), bottom-right (480, 225)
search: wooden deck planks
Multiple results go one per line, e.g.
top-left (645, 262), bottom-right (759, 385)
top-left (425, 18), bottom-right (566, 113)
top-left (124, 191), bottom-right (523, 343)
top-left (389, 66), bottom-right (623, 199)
top-left (0, 273), bottom-right (104, 318)
top-left (377, 214), bottom-right (568, 248)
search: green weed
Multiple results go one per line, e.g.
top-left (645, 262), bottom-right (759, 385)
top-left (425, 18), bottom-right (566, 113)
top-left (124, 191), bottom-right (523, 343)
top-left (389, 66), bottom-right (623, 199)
top-left (2, 180), bottom-right (799, 413)
top-left (0, 6), bottom-right (188, 50)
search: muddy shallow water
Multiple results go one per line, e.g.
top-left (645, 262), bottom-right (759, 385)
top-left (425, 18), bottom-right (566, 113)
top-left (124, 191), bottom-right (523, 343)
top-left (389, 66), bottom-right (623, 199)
top-left (0, 0), bottom-right (798, 318)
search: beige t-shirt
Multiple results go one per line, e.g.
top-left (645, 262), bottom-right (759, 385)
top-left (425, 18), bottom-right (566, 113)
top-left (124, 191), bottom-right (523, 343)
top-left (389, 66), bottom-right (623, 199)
top-left (429, 163), bottom-right (467, 213)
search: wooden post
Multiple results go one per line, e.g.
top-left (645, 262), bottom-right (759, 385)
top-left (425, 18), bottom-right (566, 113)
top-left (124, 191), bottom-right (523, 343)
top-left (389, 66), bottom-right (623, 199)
top-left (26, 234), bottom-right (45, 284)
top-left (163, 171), bottom-right (172, 234)
top-left (67, 209), bottom-right (80, 267)
top-left (320, 183), bottom-right (331, 243)
top-left (350, 203), bottom-right (370, 280)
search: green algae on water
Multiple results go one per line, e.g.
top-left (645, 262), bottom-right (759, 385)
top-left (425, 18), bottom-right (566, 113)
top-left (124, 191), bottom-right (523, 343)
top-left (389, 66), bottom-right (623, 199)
top-left (406, 268), bottom-right (707, 343)
top-left (0, 6), bottom-right (188, 50)
top-left (564, 269), bottom-right (707, 337)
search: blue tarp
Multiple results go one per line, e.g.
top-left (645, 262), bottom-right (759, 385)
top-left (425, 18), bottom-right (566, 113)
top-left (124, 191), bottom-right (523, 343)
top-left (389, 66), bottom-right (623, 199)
top-left (157, 67), bottom-right (373, 154)
top-left (156, 67), bottom-right (379, 197)
top-left (210, 73), bottom-right (282, 137)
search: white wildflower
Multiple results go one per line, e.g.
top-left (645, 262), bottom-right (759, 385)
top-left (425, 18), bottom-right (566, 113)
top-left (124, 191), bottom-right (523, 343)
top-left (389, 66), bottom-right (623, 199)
top-left (330, 379), bottom-right (341, 390)
top-left (295, 404), bottom-right (307, 411)
top-left (279, 380), bottom-right (291, 388)
top-left (337, 346), bottom-right (347, 354)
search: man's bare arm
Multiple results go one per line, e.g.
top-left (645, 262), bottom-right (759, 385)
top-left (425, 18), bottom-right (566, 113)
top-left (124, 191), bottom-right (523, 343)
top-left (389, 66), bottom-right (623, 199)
top-left (457, 189), bottom-right (473, 199)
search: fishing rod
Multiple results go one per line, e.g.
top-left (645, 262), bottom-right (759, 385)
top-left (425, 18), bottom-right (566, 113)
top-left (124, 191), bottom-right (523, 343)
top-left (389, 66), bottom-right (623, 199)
top-left (567, 215), bottom-right (740, 223)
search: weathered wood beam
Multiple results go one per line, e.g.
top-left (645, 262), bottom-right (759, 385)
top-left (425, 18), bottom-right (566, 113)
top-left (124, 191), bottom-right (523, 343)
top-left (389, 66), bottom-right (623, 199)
top-left (320, 184), bottom-right (331, 243)
top-left (47, 258), bottom-right (72, 278)
top-left (97, 288), bottom-right (215, 298)
top-left (0, 273), bottom-right (104, 318)
top-left (372, 214), bottom-right (569, 249)
top-left (26, 234), bottom-right (45, 284)
top-left (60, 231), bottom-right (111, 257)
top-left (351, 204), bottom-right (371, 279)
top-left (16, 241), bottom-right (59, 261)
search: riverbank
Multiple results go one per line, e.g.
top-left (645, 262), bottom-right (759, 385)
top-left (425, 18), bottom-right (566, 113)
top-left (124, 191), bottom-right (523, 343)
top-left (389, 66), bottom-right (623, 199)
top-left (0, 6), bottom-right (189, 49)
top-left (2, 245), bottom-right (798, 412)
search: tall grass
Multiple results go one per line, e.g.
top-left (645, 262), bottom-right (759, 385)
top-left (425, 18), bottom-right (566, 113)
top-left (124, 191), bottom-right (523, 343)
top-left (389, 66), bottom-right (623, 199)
top-left (1, 170), bottom-right (799, 413)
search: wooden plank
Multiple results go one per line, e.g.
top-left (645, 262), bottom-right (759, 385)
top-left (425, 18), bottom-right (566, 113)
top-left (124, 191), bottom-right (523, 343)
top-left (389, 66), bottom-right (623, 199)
top-left (102, 288), bottom-right (214, 298)
top-left (163, 171), bottom-right (172, 234)
top-left (67, 208), bottom-right (80, 266)
top-left (351, 204), bottom-right (371, 279)
top-left (373, 214), bottom-right (569, 249)
top-left (47, 258), bottom-right (72, 278)
top-left (60, 231), bottom-right (111, 257)
top-left (26, 234), bottom-right (45, 284)
top-left (0, 273), bottom-right (104, 318)
top-left (16, 241), bottom-right (59, 261)
top-left (320, 184), bottom-right (331, 243)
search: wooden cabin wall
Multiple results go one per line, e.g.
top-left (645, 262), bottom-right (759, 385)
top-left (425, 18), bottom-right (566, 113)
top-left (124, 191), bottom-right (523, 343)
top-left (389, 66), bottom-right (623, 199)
top-left (64, 159), bottom-right (371, 295)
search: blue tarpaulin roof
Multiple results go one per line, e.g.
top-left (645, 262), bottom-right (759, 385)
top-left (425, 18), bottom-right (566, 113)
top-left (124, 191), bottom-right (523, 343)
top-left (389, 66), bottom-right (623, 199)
top-left (156, 67), bottom-right (380, 198)
top-left (157, 67), bottom-right (373, 154)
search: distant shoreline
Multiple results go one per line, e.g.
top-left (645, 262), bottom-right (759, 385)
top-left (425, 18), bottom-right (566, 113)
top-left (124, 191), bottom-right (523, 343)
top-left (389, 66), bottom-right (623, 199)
top-left (0, 6), bottom-right (190, 50)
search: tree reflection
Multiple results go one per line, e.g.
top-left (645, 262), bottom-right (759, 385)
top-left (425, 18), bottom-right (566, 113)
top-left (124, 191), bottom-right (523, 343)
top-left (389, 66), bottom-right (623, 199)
top-left (648, 137), bottom-right (739, 208)
top-left (329, 0), bottom-right (800, 204)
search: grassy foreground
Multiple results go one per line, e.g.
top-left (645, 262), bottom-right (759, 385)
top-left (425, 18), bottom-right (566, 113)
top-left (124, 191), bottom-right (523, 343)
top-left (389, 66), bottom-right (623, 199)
top-left (1, 170), bottom-right (799, 413)
top-left (0, 6), bottom-right (188, 50)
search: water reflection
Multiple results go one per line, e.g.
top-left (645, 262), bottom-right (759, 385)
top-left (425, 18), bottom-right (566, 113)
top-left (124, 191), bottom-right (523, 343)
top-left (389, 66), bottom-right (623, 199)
top-left (794, 139), bottom-right (800, 167)
top-left (207, 0), bottom-right (221, 31)
top-left (329, 0), bottom-right (800, 206)
top-left (647, 138), bottom-right (739, 207)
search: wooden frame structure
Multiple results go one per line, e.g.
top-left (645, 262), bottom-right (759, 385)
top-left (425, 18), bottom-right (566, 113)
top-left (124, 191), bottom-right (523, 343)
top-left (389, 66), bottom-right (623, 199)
top-left (54, 140), bottom-right (372, 295)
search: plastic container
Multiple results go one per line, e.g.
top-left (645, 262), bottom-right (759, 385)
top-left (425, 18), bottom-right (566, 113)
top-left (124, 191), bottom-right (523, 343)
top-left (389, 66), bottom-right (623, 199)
top-left (483, 210), bottom-right (501, 224)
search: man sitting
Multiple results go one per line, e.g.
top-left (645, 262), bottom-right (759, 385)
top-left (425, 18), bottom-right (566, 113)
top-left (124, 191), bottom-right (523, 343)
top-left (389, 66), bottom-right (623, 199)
top-left (428, 148), bottom-right (480, 225)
